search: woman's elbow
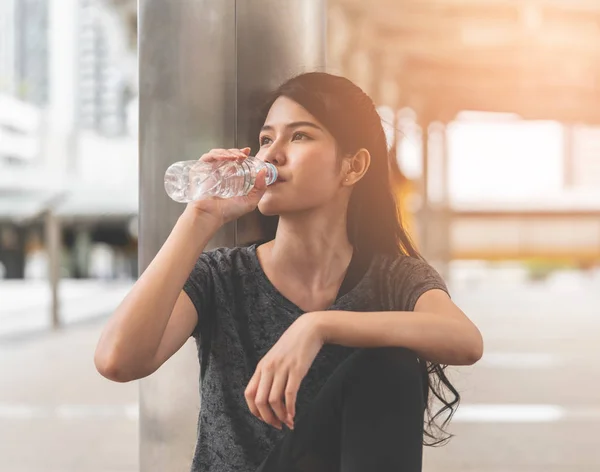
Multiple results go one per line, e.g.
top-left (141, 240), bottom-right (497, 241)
top-left (466, 329), bottom-right (484, 365)
top-left (94, 348), bottom-right (146, 383)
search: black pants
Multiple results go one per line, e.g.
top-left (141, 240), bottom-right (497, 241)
top-left (256, 347), bottom-right (425, 472)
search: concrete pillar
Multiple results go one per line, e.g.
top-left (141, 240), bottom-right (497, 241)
top-left (432, 122), bottom-right (452, 279)
top-left (43, 0), bottom-right (79, 327)
top-left (46, 0), bottom-right (78, 175)
top-left (73, 227), bottom-right (92, 278)
top-left (417, 119), bottom-right (453, 275)
top-left (44, 210), bottom-right (61, 329)
top-left (138, 1), bottom-right (326, 470)
top-left (0, 224), bottom-right (26, 279)
top-left (418, 116), bottom-right (431, 259)
top-left (563, 124), bottom-right (575, 188)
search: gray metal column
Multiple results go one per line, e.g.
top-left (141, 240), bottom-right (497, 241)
top-left (44, 210), bottom-right (61, 329)
top-left (138, 1), bottom-right (326, 470)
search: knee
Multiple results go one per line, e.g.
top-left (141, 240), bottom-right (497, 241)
top-left (351, 347), bottom-right (421, 384)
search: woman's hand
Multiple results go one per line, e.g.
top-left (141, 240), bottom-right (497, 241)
top-left (245, 314), bottom-right (324, 430)
top-left (183, 147), bottom-right (268, 227)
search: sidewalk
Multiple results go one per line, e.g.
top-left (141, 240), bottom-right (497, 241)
top-left (1, 272), bottom-right (599, 471)
top-left (0, 316), bottom-right (139, 472)
top-left (0, 279), bottom-right (134, 339)
top-left (0, 279), bottom-right (138, 472)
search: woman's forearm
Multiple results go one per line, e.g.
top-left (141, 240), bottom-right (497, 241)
top-left (94, 208), bottom-right (220, 380)
top-left (313, 310), bottom-right (483, 366)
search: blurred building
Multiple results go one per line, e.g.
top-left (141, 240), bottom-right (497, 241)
top-left (0, 0), bottom-right (138, 280)
top-left (78, 0), bottom-right (134, 136)
top-left (0, 0), bottom-right (49, 105)
top-left (2, 0), bottom-right (600, 282)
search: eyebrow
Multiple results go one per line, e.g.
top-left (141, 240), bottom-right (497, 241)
top-left (260, 121), bottom-right (323, 133)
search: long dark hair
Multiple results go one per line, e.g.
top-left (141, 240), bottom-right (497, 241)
top-left (256, 72), bottom-right (459, 446)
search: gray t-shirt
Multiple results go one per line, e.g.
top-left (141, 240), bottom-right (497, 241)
top-left (183, 244), bottom-right (448, 472)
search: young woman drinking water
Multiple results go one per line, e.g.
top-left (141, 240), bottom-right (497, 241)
top-left (95, 72), bottom-right (483, 472)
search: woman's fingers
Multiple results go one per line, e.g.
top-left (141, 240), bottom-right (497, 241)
top-left (228, 148), bottom-right (248, 159)
top-left (200, 148), bottom-right (248, 163)
top-left (269, 371), bottom-right (290, 428)
top-left (253, 369), bottom-right (282, 429)
top-left (254, 168), bottom-right (268, 192)
top-left (284, 372), bottom-right (300, 427)
top-left (244, 371), bottom-right (262, 420)
top-left (239, 169), bottom-right (267, 210)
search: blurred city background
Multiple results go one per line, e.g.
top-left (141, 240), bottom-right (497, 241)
top-left (1, 0), bottom-right (599, 471)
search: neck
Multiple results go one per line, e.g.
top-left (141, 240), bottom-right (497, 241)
top-left (265, 205), bottom-right (354, 289)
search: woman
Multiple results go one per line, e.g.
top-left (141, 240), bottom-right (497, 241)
top-left (94, 72), bottom-right (484, 472)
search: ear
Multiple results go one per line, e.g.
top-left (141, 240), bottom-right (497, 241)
top-left (342, 148), bottom-right (371, 186)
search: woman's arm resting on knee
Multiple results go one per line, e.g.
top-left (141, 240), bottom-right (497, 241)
top-left (312, 289), bottom-right (484, 366)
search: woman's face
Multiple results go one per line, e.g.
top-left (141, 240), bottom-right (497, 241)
top-left (256, 96), bottom-right (346, 216)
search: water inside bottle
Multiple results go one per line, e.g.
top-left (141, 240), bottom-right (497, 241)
top-left (188, 162), bottom-right (223, 199)
top-left (187, 160), bottom-right (250, 199)
top-left (213, 160), bottom-right (252, 198)
top-left (165, 158), bottom-right (262, 202)
top-left (164, 161), bottom-right (219, 202)
top-left (164, 162), bottom-right (190, 202)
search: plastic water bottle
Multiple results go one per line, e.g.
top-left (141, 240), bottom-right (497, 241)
top-left (164, 156), bottom-right (278, 203)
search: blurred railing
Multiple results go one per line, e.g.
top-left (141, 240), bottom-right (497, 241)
top-left (449, 210), bottom-right (600, 263)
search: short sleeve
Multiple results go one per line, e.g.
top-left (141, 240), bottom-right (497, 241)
top-left (183, 252), bottom-right (216, 340)
top-left (389, 256), bottom-right (450, 312)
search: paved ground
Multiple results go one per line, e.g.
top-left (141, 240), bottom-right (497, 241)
top-left (423, 266), bottom-right (600, 472)
top-left (0, 267), bottom-right (599, 471)
top-left (0, 280), bottom-right (139, 472)
top-left (0, 279), bottom-right (133, 338)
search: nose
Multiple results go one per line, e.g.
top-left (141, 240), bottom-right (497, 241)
top-left (263, 145), bottom-right (286, 167)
